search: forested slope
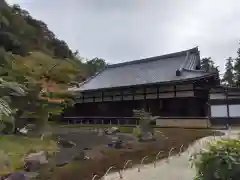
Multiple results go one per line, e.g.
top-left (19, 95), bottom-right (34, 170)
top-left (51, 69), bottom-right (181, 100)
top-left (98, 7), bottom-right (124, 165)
top-left (0, 0), bottom-right (106, 89)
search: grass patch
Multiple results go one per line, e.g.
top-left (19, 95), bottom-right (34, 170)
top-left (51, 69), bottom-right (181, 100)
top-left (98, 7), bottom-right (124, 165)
top-left (0, 134), bottom-right (58, 175)
top-left (38, 128), bottom-right (221, 180)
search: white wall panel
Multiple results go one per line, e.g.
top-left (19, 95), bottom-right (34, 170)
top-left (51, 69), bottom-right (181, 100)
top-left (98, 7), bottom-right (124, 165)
top-left (158, 92), bottom-right (174, 98)
top-left (134, 95), bottom-right (144, 100)
top-left (211, 105), bottom-right (227, 117)
top-left (113, 96), bottom-right (121, 101)
top-left (103, 97), bottom-right (112, 101)
top-left (229, 105), bottom-right (240, 117)
top-left (159, 86), bottom-right (174, 92)
top-left (210, 93), bottom-right (226, 99)
top-left (176, 91), bottom-right (194, 97)
top-left (94, 97), bottom-right (102, 102)
top-left (123, 95), bottom-right (133, 100)
top-left (146, 94), bottom-right (157, 99)
top-left (83, 98), bottom-right (93, 103)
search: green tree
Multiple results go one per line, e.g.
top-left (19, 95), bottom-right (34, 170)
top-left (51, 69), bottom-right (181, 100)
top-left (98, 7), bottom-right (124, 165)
top-left (200, 57), bottom-right (219, 73)
top-left (0, 77), bottom-right (26, 132)
top-left (222, 57), bottom-right (234, 86)
top-left (200, 57), bottom-right (211, 72)
top-left (86, 58), bottom-right (106, 76)
top-left (234, 48), bottom-right (240, 86)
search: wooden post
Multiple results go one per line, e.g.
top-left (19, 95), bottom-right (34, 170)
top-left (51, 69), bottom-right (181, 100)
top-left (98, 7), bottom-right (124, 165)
top-left (225, 88), bottom-right (230, 129)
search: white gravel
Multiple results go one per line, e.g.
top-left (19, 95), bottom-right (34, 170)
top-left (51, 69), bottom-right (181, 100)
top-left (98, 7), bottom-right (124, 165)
top-left (104, 129), bottom-right (239, 180)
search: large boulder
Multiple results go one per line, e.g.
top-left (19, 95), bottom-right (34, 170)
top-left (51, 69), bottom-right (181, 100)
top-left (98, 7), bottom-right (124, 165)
top-left (138, 132), bottom-right (156, 142)
top-left (24, 151), bottom-right (48, 172)
top-left (5, 172), bottom-right (27, 180)
top-left (73, 150), bottom-right (87, 161)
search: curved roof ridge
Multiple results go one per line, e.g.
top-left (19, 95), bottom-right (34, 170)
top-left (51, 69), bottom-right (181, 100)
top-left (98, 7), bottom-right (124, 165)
top-left (107, 47), bottom-right (198, 69)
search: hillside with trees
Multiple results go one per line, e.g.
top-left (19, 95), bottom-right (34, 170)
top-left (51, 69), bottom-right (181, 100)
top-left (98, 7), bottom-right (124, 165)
top-left (0, 0), bottom-right (106, 87)
top-left (0, 0), bottom-right (106, 134)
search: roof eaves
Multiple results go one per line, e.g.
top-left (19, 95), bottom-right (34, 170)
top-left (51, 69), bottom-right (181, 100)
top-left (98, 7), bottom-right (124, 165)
top-left (75, 67), bottom-right (107, 88)
top-left (75, 72), bottom-right (216, 93)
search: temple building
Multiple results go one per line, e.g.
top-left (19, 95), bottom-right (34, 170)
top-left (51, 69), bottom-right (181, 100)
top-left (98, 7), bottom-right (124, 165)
top-left (65, 47), bottom-right (225, 128)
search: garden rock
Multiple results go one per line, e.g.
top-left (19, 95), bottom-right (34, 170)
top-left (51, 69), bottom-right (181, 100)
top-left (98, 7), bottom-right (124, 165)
top-left (104, 127), bottom-right (119, 135)
top-left (73, 150), bottom-right (85, 161)
top-left (97, 129), bottom-right (104, 136)
top-left (24, 160), bottom-right (41, 172)
top-left (138, 132), bottom-right (156, 142)
top-left (5, 172), bottom-right (27, 180)
top-left (108, 137), bottom-right (124, 149)
top-left (24, 151), bottom-right (48, 172)
top-left (57, 138), bottom-right (76, 148)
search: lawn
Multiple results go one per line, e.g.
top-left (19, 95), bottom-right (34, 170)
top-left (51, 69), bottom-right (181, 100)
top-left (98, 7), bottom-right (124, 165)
top-left (38, 127), bottom-right (222, 180)
top-left (0, 134), bottom-right (58, 175)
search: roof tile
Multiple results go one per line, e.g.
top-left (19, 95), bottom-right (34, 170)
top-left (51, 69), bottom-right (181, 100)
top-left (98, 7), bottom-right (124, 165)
top-left (72, 47), bottom-right (213, 91)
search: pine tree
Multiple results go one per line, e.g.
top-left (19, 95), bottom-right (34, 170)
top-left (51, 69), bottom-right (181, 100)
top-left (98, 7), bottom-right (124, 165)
top-left (234, 48), bottom-right (240, 86)
top-left (200, 57), bottom-right (211, 72)
top-left (222, 57), bottom-right (234, 86)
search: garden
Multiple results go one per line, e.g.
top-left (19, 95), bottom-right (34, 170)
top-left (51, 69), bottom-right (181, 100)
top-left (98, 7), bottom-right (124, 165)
top-left (0, 79), bottom-right (239, 180)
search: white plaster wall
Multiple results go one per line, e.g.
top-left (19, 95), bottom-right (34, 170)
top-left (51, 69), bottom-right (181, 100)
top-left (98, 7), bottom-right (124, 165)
top-left (210, 93), bottom-right (226, 99)
top-left (176, 91), bottom-right (194, 97)
top-left (229, 105), bottom-right (240, 117)
top-left (211, 105), bottom-right (227, 117)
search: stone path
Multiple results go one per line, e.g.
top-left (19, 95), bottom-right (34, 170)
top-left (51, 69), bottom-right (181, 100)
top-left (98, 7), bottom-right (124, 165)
top-left (105, 129), bottom-right (239, 180)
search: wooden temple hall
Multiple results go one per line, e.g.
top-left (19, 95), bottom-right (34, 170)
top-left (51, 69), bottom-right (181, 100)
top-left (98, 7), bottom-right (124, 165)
top-left (66, 47), bottom-right (220, 128)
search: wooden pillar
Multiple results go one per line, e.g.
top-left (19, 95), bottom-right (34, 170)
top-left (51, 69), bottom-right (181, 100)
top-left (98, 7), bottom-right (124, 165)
top-left (121, 89), bottom-right (124, 101)
top-left (101, 91), bottom-right (104, 102)
top-left (143, 87), bottom-right (147, 111)
top-left (225, 88), bottom-right (230, 128)
top-left (174, 85), bottom-right (176, 97)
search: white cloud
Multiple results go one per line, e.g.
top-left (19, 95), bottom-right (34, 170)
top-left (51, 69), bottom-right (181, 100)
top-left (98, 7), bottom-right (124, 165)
top-left (5, 0), bottom-right (240, 72)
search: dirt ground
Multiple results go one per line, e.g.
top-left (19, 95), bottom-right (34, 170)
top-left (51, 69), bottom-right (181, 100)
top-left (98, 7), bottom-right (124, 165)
top-left (53, 128), bottom-right (137, 166)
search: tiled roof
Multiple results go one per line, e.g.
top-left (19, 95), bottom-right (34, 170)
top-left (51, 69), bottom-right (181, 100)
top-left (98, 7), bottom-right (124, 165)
top-left (70, 47), bottom-right (214, 92)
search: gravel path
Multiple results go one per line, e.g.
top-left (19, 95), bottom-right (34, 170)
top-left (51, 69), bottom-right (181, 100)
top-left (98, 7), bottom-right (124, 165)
top-left (105, 129), bottom-right (239, 180)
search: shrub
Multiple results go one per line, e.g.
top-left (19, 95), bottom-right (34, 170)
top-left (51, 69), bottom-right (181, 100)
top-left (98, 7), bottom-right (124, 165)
top-left (193, 139), bottom-right (240, 180)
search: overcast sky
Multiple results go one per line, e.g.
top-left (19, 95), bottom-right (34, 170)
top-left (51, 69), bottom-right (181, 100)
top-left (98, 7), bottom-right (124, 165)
top-left (6, 0), bottom-right (240, 72)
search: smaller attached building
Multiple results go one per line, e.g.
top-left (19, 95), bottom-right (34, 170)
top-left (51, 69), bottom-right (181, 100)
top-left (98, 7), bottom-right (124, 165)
top-left (66, 47), bottom-right (219, 128)
top-left (209, 86), bottom-right (240, 127)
